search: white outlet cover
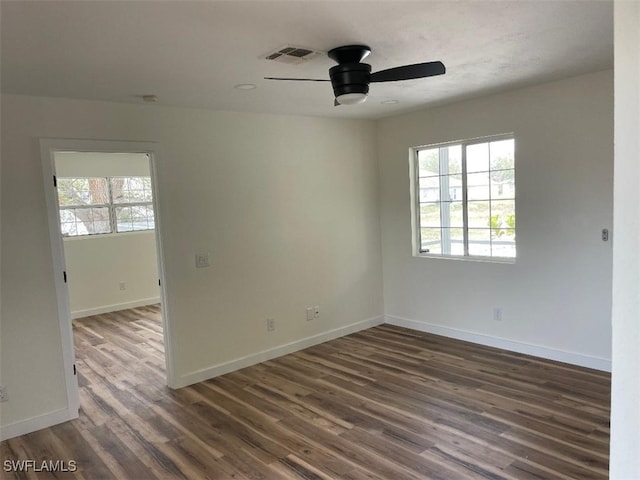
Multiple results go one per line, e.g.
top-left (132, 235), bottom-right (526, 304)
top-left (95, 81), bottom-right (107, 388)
top-left (195, 253), bottom-right (210, 268)
top-left (306, 307), bottom-right (314, 321)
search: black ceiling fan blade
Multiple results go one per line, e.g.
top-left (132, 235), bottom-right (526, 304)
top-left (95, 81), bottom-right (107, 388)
top-left (264, 77), bottom-right (330, 82)
top-left (370, 61), bottom-right (445, 83)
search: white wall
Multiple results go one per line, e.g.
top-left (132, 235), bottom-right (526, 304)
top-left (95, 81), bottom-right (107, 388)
top-left (0, 70), bottom-right (617, 442)
top-left (610, 1), bottom-right (640, 476)
top-left (0, 95), bottom-right (383, 433)
top-left (64, 232), bottom-right (159, 318)
top-left (377, 70), bottom-right (613, 369)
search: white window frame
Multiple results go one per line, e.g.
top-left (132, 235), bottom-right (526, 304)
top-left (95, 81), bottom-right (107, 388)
top-left (57, 175), bottom-right (155, 237)
top-left (410, 133), bottom-right (516, 263)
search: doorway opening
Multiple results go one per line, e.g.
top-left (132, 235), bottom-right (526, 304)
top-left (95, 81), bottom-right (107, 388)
top-left (40, 139), bottom-right (173, 421)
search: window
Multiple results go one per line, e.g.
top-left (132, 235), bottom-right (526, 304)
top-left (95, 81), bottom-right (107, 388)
top-left (412, 135), bottom-right (515, 260)
top-left (57, 176), bottom-right (154, 237)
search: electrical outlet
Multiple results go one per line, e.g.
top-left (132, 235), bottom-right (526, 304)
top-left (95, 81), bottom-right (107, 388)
top-left (0, 386), bottom-right (7, 402)
top-left (493, 307), bottom-right (503, 322)
top-left (313, 306), bottom-right (320, 319)
top-left (266, 318), bottom-right (275, 332)
top-left (306, 307), bottom-right (314, 321)
top-left (119, 281), bottom-right (126, 291)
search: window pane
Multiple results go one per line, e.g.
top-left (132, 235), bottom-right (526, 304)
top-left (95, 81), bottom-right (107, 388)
top-left (420, 203), bottom-right (441, 227)
top-left (419, 176), bottom-right (440, 202)
top-left (491, 199), bottom-right (515, 218)
top-left (490, 169), bottom-right (515, 199)
top-left (448, 228), bottom-right (464, 256)
top-left (443, 145), bottom-right (462, 174)
top-left (490, 139), bottom-right (514, 170)
top-left (59, 209), bottom-right (77, 223)
top-left (418, 149), bottom-right (440, 176)
top-left (60, 221), bottom-right (78, 237)
top-left (59, 209), bottom-right (78, 236)
top-left (445, 174), bottom-right (463, 201)
top-left (467, 172), bottom-right (490, 200)
top-left (488, 202), bottom-right (515, 249)
top-left (447, 201), bottom-right (464, 228)
top-left (116, 206), bottom-right (134, 232)
top-left (420, 227), bottom-right (441, 254)
top-left (467, 201), bottom-right (491, 228)
top-left (467, 143), bottom-right (489, 173)
top-left (492, 230), bottom-right (516, 258)
top-left (57, 177), bottom-right (109, 207)
top-left (468, 229), bottom-right (491, 256)
top-left (77, 207), bottom-right (111, 235)
top-left (115, 204), bottom-right (154, 232)
top-left (93, 220), bottom-right (111, 234)
top-left (60, 206), bottom-right (111, 236)
top-left (111, 176), bottom-right (153, 204)
top-left (131, 205), bottom-right (154, 230)
top-left (505, 213), bottom-right (516, 230)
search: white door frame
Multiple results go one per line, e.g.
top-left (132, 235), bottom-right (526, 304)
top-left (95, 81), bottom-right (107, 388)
top-left (40, 138), bottom-right (175, 417)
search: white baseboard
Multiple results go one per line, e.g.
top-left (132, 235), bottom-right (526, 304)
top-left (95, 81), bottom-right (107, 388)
top-left (0, 406), bottom-right (78, 441)
top-left (385, 315), bottom-right (612, 372)
top-left (174, 315), bottom-right (385, 389)
top-left (71, 297), bottom-right (161, 319)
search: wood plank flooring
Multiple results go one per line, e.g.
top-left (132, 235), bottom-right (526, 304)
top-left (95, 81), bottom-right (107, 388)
top-left (1, 305), bottom-right (610, 479)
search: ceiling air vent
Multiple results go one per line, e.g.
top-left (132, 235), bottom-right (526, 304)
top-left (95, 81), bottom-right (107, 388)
top-left (263, 45), bottom-right (320, 64)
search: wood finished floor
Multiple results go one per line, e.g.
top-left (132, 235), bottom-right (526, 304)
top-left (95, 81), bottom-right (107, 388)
top-left (1, 305), bottom-right (610, 479)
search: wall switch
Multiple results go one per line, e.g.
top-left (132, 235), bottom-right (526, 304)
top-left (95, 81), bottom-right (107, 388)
top-left (119, 281), bottom-right (126, 291)
top-left (0, 386), bottom-right (7, 402)
top-left (493, 307), bottom-right (503, 322)
top-left (306, 307), bottom-right (314, 321)
top-left (313, 306), bottom-right (320, 319)
top-left (195, 253), bottom-right (210, 268)
top-left (266, 318), bottom-right (275, 332)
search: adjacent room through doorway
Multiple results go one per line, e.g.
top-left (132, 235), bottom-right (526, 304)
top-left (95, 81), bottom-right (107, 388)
top-left (53, 150), bottom-right (166, 410)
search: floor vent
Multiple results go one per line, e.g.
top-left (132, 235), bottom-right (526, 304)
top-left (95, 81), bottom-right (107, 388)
top-left (263, 45), bottom-right (320, 64)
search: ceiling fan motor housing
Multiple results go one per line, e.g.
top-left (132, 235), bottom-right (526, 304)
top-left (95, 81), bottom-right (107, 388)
top-left (329, 63), bottom-right (371, 97)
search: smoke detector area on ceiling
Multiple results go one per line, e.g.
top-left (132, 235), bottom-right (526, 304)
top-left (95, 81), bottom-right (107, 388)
top-left (263, 45), bottom-right (321, 64)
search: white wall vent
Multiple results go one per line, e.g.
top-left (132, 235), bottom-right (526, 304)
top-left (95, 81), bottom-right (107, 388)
top-left (263, 45), bottom-right (320, 64)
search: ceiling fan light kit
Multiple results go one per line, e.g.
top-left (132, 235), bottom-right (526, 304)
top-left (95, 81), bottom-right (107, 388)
top-left (335, 92), bottom-right (368, 105)
top-left (265, 44), bottom-right (445, 107)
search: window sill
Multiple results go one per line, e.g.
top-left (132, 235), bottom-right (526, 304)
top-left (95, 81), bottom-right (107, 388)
top-left (62, 230), bottom-right (155, 241)
top-left (414, 253), bottom-right (516, 264)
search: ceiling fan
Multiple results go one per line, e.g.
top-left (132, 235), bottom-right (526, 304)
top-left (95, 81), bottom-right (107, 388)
top-left (265, 44), bottom-right (445, 106)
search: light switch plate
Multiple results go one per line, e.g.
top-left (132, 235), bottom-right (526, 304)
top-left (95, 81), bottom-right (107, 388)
top-left (195, 253), bottom-right (210, 268)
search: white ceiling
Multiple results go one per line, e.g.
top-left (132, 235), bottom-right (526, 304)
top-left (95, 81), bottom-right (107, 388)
top-left (0, 0), bottom-right (613, 120)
